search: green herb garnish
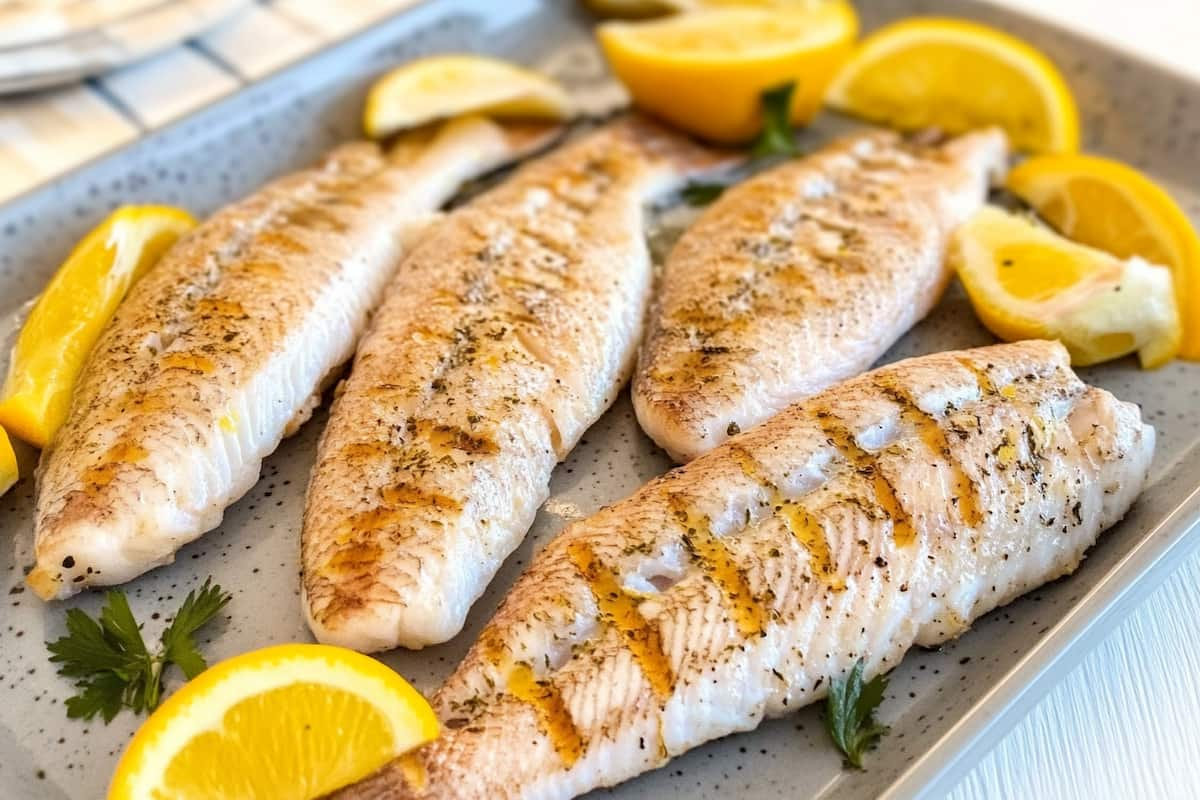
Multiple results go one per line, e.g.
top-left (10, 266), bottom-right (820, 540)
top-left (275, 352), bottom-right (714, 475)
top-left (751, 82), bottom-right (800, 158)
top-left (824, 658), bottom-right (889, 768)
top-left (47, 578), bottom-right (231, 722)
top-left (681, 181), bottom-right (728, 206)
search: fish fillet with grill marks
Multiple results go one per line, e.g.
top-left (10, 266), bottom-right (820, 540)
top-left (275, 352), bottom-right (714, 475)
top-left (334, 340), bottom-right (1153, 800)
top-left (634, 128), bottom-right (1009, 462)
top-left (301, 116), bottom-right (736, 652)
top-left (27, 116), bottom-right (559, 600)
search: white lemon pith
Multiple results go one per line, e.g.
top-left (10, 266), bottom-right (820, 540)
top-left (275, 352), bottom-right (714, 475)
top-left (953, 206), bottom-right (1180, 368)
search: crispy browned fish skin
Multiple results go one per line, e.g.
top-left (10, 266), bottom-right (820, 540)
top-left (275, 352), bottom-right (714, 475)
top-left (334, 340), bottom-right (1152, 799)
top-left (634, 128), bottom-right (1008, 462)
top-left (29, 117), bottom-right (559, 600)
top-left (301, 116), bottom-right (737, 651)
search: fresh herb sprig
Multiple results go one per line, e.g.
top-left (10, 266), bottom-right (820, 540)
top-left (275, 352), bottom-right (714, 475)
top-left (681, 181), bottom-right (728, 206)
top-left (824, 658), bottom-right (889, 769)
top-left (681, 81), bottom-right (802, 207)
top-left (751, 81), bottom-right (801, 158)
top-left (47, 578), bottom-right (231, 722)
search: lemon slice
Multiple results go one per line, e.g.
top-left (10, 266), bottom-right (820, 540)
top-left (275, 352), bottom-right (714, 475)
top-left (826, 17), bottom-right (1079, 153)
top-left (109, 643), bottom-right (438, 800)
top-left (0, 427), bottom-right (16, 497)
top-left (597, 2), bottom-right (859, 143)
top-left (363, 55), bottom-right (574, 140)
top-left (952, 206), bottom-right (1180, 368)
top-left (1008, 153), bottom-right (1200, 360)
top-left (0, 205), bottom-right (195, 448)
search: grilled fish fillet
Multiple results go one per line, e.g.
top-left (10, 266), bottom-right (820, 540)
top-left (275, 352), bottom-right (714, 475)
top-left (27, 116), bottom-right (559, 600)
top-left (634, 128), bottom-right (1009, 462)
top-left (335, 339), bottom-right (1153, 800)
top-left (301, 117), bottom-right (735, 652)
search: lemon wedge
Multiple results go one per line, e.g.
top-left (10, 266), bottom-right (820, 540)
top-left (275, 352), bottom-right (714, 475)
top-left (1008, 153), bottom-right (1200, 359)
top-left (826, 17), bottom-right (1079, 153)
top-left (0, 427), bottom-right (16, 497)
top-left (597, 2), bottom-right (859, 143)
top-left (0, 205), bottom-right (195, 448)
top-left (109, 643), bottom-right (438, 800)
top-left (363, 55), bottom-right (574, 140)
top-left (953, 206), bottom-right (1180, 368)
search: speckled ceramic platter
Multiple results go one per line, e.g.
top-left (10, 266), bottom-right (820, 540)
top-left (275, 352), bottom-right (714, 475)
top-left (1, 1), bottom-right (1199, 798)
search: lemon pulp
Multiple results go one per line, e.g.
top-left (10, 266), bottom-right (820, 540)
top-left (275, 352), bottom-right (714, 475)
top-left (0, 205), bottom-right (195, 447)
top-left (826, 17), bottom-right (1078, 153)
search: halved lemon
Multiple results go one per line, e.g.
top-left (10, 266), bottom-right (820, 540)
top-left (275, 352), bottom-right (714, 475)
top-left (826, 17), bottom-right (1079, 153)
top-left (0, 427), bottom-right (16, 497)
top-left (363, 55), bottom-right (574, 140)
top-left (1008, 153), bottom-right (1200, 359)
top-left (952, 206), bottom-right (1180, 368)
top-left (109, 643), bottom-right (438, 800)
top-left (0, 205), bottom-right (195, 448)
top-left (597, 2), bottom-right (859, 143)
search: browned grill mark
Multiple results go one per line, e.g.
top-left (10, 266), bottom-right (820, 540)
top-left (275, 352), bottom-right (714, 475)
top-left (478, 628), bottom-right (507, 665)
top-left (777, 504), bottom-right (846, 591)
top-left (507, 663), bottom-right (586, 767)
top-left (82, 441), bottom-right (148, 495)
top-left (380, 483), bottom-right (462, 512)
top-left (196, 297), bottom-right (247, 316)
top-left (410, 419), bottom-right (498, 456)
top-left (254, 231), bottom-right (309, 254)
top-left (815, 410), bottom-right (916, 547)
top-left (669, 496), bottom-right (768, 637)
top-left (331, 507), bottom-right (405, 543)
top-left (728, 446), bottom-right (844, 590)
top-left (119, 391), bottom-right (172, 415)
top-left (876, 378), bottom-right (984, 529)
top-left (239, 261), bottom-right (284, 278)
top-left (650, 346), bottom-right (745, 388)
top-left (956, 356), bottom-right (1017, 400)
top-left (160, 352), bottom-right (216, 374)
top-left (338, 441), bottom-right (388, 460)
top-left (281, 204), bottom-right (348, 232)
top-left (567, 540), bottom-right (675, 700)
top-left (324, 541), bottom-right (383, 574)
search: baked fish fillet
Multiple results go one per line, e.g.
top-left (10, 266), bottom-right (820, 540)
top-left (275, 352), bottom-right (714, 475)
top-left (27, 116), bottom-right (559, 600)
top-left (301, 117), bottom-right (735, 652)
top-left (336, 339), bottom-right (1153, 800)
top-left (634, 128), bottom-right (1009, 462)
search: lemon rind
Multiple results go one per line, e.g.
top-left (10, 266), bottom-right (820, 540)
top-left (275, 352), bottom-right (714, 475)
top-left (109, 643), bottom-right (439, 799)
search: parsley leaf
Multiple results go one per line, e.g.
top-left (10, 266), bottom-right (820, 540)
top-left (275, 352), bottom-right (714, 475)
top-left (824, 658), bottom-right (889, 768)
top-left (47, 578), bottom-right (231, 722)
top-left (751, 82), bottom-right (800, 158)
top-left (681, 181), bottom-right (727, 206)
top-left (162, 578), bottom-right (231, 679)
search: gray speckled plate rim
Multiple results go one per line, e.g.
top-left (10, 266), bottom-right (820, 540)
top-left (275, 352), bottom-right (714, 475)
top-left (893, 483), bottom-right (1200, 799)
top-left (0, 1), bottom-right (1198, 798)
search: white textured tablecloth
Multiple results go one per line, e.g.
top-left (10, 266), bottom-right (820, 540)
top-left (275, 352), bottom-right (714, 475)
top-left (950, 7), bottom-right (1200, 799)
